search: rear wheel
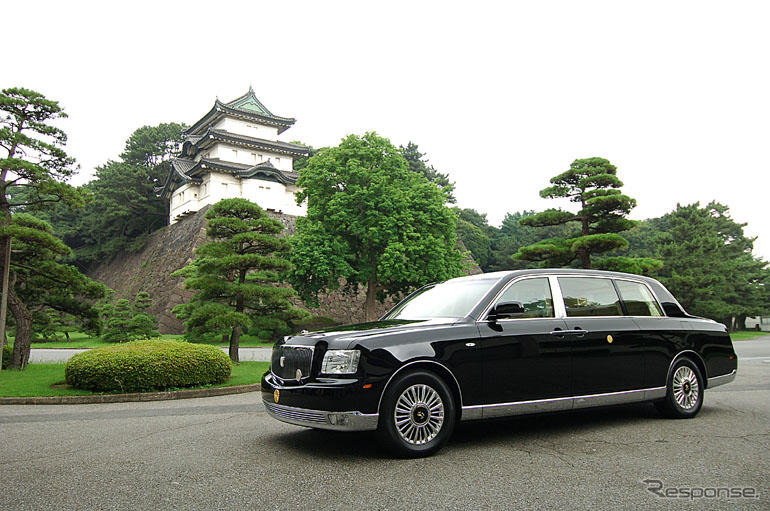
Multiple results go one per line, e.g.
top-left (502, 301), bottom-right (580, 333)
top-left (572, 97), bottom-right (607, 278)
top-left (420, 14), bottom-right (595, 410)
top-left (655, 358), bottom-right (704, 419)
top-left (377, 370), bottom-right (456, 458)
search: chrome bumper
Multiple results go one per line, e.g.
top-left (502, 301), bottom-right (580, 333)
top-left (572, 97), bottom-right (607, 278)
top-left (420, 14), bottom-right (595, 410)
top-left (707, 369), bottom-right (736, 389)
top-left (263, 400), bottom-right (379, 432)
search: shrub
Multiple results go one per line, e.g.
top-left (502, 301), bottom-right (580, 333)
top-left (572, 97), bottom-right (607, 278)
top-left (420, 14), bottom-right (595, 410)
top-left (2, 344), bottom-right (11, 369)
top-left (65, 340), bottom-right (232, 393)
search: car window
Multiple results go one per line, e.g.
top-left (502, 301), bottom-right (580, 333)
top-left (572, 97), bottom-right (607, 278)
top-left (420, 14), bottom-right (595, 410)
top-left (494, 277), bottom-right (554, 318)
top-left (615, 280), bottom-right (663, 316)
top-left (558, 277), bottom-right (623, 317)
top-left (386, 278), bottom-right (498, 320)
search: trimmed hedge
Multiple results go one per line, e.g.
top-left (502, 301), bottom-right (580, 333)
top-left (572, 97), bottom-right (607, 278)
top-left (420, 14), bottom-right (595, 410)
top-left (65, 340), bottom-right (232, 393)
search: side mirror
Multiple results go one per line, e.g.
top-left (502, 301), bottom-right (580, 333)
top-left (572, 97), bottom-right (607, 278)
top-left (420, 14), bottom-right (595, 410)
top-left (488, 301), bottom-right (525, 321)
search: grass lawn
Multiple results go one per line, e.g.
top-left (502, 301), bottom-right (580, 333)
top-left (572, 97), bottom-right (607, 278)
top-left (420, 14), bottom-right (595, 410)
top-left (29, 332), bottom-right (274, 349)
top-left (0, 361), bottom-right (269, 398)
top-left (730, 330), bottom-right (770, 341)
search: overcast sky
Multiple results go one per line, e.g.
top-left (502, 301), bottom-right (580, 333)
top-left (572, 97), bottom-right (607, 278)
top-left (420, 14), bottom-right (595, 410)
top-left (7, 1), bottom-right (770, 258)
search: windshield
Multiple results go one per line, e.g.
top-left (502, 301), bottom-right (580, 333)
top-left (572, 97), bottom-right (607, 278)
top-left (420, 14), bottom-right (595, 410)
top-left (385, 279), bottom-right (498, 320)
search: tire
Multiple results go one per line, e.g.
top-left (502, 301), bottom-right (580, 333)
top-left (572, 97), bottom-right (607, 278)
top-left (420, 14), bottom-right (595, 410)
top-left (377, 370), bottom-right (456, 458)
top-left (655, 358), bottom-right (704, 419)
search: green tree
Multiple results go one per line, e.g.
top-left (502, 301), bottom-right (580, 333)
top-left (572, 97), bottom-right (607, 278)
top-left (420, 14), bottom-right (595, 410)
top-left (655, 202), bottom-right (770, 327)
top-left (39, 123), bottom-right (185, 268)
top-left (0, 88), bottom-right (87, 367)
top-left (1, 214), bottom-right (105, 368)
top-left (400, 141), bottom-right (455, 202)
top-left (514, 157), bottom-right (661, 273)
top-left (290, 133), bottom-right (466, 321)
top-left (173, 198), bottom-right (305, 362)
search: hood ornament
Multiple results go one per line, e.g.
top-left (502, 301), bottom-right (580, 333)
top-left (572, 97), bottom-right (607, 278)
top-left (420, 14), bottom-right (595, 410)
top-left (296, 369), bottom-right (303, 380)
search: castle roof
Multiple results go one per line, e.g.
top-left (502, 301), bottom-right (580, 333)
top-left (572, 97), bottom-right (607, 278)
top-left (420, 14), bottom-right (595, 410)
top-left (185, 87), bottom-right (297, 135)
top-left (181, 128), bottom-right (309, 158)
top-left (157, 157), bottom-right (300, 199)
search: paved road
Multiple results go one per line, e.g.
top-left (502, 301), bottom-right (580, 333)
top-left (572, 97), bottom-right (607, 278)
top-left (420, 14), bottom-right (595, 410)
top-left (29, 346), bottom-right (272, 363)
top-left (2, 344), bottom-right (768, 510)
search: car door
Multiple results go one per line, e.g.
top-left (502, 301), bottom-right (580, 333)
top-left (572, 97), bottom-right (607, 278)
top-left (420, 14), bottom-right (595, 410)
top-left (557, 276), bottom-right (645, 396)
top-left (477, 276), bottom-right (570, 411)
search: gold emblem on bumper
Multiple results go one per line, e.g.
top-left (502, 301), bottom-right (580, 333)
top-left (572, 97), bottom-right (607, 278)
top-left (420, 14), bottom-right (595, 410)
top-left (607, 335), bottom-right (614, 344)
top-left (274, 389), bottom-right (280, 403)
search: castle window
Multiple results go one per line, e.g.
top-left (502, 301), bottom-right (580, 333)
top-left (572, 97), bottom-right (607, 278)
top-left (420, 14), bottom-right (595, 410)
top-left (275, 157), bottom-right (281, 166)
top-left (251, 152), bottom-right (257, 162)
top-left (232, 149), bottom-right (238, 159)
top-left (258, 153), bottom-right (263, 160)
top-left (222, 183), bottom-right (228, 189)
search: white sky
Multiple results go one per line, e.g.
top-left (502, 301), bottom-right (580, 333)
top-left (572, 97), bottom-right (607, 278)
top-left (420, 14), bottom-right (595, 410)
top-left (6, 0), bottom-right (770, 259)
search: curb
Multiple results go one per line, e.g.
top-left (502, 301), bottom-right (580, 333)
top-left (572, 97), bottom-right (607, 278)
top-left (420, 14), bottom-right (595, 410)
top-left (0, 383), bottom-right (262, 405)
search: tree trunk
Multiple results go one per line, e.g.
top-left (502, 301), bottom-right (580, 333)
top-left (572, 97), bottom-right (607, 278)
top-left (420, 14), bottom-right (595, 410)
top-left (65, 331), bottom-right (70, 342)
top-left (364, 279), bottom-right (379, 322)
top-left (579, 250), bottom-right (592, 269)
top-left (8, 285), bottom-right (32, 369)
top-left (229, 324), bottom-right (241, 363)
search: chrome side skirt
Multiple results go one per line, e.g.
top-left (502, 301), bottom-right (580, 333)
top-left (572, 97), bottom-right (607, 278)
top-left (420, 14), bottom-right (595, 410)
top-left (460, 387), bottom-right (667, 421)
top-left (707, 370), bottom-right (736, 388)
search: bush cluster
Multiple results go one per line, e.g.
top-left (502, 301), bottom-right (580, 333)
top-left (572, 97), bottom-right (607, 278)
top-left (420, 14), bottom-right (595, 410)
top-left (65, 340), bottom-right (231, 393)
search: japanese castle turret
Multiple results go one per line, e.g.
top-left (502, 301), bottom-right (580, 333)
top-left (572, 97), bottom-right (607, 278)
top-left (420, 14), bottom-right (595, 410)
top-left (160, 88), bottom-right (309, 224)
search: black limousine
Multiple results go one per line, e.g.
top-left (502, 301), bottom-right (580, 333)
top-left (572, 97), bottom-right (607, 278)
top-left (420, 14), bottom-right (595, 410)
top-left (262, 269), bottom-right (737, 457)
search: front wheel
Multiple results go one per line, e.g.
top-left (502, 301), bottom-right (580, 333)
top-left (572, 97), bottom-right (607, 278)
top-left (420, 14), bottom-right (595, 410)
top-left (377, 370), bottom-right (456, 458)
top-left (655, 358), bottom-right (704, 419)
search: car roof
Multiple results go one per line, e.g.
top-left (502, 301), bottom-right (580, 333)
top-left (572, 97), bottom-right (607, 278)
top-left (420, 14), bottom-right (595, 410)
top-left (447, 268), bottom-right (658, 284)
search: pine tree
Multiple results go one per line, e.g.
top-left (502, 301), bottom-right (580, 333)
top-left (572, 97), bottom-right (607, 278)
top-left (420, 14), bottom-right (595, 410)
top-left (173, 198), bottom-right (306, 362)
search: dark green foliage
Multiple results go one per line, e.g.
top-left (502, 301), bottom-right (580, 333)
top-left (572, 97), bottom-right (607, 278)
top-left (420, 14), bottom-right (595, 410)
top-left (399, 141), bottom-right (455, 202)
top-left (290, 133), bottom-right (466, 321)
top-left (2, 344), bottom-right (10, 369)
top-left (64, 340), bottom-right (232, 393)
top-left (482, 211), bottom-right (576, 272)
top-left (515, 157), bottom-right (659, 273)
top-left (0, 88), bottom-right (85, 212)
top-left (654, 202), bottom-right (770, 325)
top-left (456, 219), bottom-right (491, 269)
top-left (1, 214), bottom-right (106, 368)
top-left (99, 292), bottom-right (159, 342)
top-left (173, 198), bottom-right (307, 361)
top-left (38, 123), bottom-right (186, 267)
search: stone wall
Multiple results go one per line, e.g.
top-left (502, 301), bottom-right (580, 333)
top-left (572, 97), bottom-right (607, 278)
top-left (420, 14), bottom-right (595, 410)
top-left (88, 209), bottom-right (481, 334)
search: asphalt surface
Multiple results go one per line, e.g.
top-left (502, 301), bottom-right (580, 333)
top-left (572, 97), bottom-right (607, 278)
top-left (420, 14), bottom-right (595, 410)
top-left (1, 340), bottom-right (768, 510)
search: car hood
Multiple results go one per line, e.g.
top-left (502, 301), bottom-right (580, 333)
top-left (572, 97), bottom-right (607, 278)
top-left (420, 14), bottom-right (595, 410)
top-left (281, 318), bottom-right (457, 349)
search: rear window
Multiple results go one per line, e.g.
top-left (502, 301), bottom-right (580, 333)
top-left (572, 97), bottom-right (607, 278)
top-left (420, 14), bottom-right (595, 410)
top-left (615, 280), bottom-right (663, 316)
top-left (558, 277), bottom-right (623, 317)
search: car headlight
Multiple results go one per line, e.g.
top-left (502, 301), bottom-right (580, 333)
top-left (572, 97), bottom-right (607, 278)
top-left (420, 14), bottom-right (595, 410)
top-left (321, 350), bottom-right (361, 375)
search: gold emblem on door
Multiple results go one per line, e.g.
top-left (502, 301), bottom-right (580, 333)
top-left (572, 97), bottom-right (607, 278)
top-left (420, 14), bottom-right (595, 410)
top-left (607, 335), bottom-right (614, 344)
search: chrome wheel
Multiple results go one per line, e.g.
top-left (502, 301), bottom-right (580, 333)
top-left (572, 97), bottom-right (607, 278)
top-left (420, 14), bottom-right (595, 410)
top-left (394, 384), bottom-right (445, 445)
top-left (672, 365), bottom-right (700, 410)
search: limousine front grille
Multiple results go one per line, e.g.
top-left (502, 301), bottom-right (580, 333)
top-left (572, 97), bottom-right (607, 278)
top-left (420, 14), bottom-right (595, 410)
top-left (271, 345), bottom-right (314, 381)
top-left (264, 402), bottom-right (328, 424)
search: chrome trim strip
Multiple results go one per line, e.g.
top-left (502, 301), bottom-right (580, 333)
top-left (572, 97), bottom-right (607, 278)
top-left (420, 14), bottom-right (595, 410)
top-left (263, 400), bottom-right (379, 432)
top-left (707, 370), bottom-right (736, 389)
top-left (460, 386), bottom-right (667, 421)
top-left (376, 360), bottom-right (464, 417)
top-left (549, 275), bottom-right (567, 318)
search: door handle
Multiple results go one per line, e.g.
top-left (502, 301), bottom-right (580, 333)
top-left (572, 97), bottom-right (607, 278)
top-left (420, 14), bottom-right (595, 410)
top-left (571, 328), bottom-right (587, 338)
